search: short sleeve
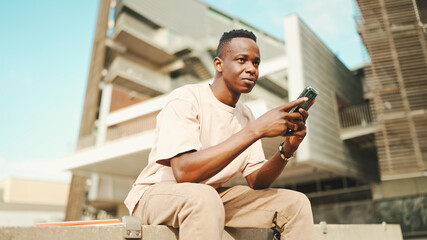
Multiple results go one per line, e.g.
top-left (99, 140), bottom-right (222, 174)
top-left (151, 97), bottom-right (202, 166)
top-left (241, 139), bottom-right (267, 177)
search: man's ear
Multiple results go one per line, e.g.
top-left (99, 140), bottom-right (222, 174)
top-left (214, 57), bottom-right (223, 73)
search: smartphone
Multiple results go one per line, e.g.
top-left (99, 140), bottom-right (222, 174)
top-left (289, 86), bottom-right (318, 112)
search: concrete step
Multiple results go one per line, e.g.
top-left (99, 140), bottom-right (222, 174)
top-left (0, 219), bottom-right (403, 240)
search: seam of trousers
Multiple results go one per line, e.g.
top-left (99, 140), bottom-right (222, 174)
top-left (281, 200), bottom-right (305, 237)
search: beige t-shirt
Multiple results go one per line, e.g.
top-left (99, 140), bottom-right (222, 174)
top-left (124, 84), bottom-right (267, 214)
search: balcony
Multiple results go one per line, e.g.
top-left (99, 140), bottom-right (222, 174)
top-left (112, 12), bottom-right (193, 66)
top-left (105, 56), bottom-right (170, 96)
top-left (339, 103), bottom-right (380, 140)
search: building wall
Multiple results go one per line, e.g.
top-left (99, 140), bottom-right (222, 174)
top-left (0, 178), bottom-right (69, 226)
top-left (0, 178), bottom-right (69, 206)
top-left (284, 15), bottom-right (378, 181)
top-left (110, 85), bottom-right (147, 112)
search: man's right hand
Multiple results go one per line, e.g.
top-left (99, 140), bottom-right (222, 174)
top-left (249, 97), bottom-right (308, 138)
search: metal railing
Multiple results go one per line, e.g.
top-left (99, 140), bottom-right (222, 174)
top-left (339, 103), bottom-right (373, 128)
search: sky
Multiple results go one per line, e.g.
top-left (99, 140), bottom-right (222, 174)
top-left (0, 0), bottom-right (366, 183)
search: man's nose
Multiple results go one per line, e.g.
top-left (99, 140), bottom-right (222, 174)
top-left (245, 63), bottom-right (257, 74)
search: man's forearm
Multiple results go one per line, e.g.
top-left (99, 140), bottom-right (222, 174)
top-left (248, 140), bottom-right (297, 189)
top-left (248, 151), bottom-right (287, 189)
top-left (171, 126), bottom-right (260, 183)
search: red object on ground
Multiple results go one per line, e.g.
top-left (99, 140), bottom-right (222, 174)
top-left (36, 219), bottom-right (121, 227)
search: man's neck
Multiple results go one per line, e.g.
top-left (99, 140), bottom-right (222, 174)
top-left (210, 79), bottom-right (240, 107)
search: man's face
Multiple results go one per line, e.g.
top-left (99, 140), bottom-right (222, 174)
top-left (218, 37), bottom-right (260, 94)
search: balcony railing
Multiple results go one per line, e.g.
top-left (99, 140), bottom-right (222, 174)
top-left (76, 111), bottom-right (159, 150)
top-left (106, 111), bottom-right (158, 142)
top-left (339, 103), bottom-right (373, 128)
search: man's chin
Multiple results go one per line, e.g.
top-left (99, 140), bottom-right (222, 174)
top-left (241, 86), bottom-right (254, 94)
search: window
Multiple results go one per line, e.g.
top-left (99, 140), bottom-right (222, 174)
top-left (415, 0), bottom-right (427, 24)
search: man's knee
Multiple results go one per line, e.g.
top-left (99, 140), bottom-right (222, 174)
top-left (293, 191), bottom-right (311, 209)
top-left (185, 183), bottom-right (224, 211)
top-left (180, 183), bottom-right (225, 227)
top-left (275, 189), bottom-right (312, 218)
top-left (277, 189), bottom-right (310, 205)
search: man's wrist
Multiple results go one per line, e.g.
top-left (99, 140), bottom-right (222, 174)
top-left (284, 137), bottom-right (299, 155)
top-left (278, 142), bottom-right (295, 161)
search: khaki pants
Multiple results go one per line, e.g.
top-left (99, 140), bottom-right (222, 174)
top-left (132, 182), bottom-right (313, 240)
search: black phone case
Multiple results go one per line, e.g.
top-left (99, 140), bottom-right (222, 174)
top-left (290, 86), bottom-right (318, 112)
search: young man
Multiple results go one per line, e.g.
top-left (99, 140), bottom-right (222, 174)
top-left (125, 29), bottom-right (314, 240)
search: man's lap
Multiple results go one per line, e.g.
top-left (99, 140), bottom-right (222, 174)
top-left (133, 182), bottom-right (307, 229)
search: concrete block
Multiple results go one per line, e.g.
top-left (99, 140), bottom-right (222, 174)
top-left (139, 225), bottom-right (273, 240)
top-left (313, 224), bottom-right (403, 240)
top-left (0, 223), bottom-right (403, 240)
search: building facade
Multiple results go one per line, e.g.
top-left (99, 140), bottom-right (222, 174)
top-left (356, 0), bottom-right (427, 179)
top-left (310, 0), bottom-right (427, 238)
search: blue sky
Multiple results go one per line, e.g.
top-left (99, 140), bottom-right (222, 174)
top-left (0, 0), bottom-right (365, 182)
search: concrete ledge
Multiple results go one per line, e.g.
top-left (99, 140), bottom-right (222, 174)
top-left (313, 224), bottom-right (403, 240)
top-left (0, 223), bottom-right (403, 240)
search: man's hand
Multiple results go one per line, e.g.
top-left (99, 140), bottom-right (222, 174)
top-left (282, 107), bottom-right (309, 155)
top-left (248, 97), bottom-right (308, 139)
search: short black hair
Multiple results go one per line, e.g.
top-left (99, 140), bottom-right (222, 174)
top-left (216, 29), bottom-right (257, 57)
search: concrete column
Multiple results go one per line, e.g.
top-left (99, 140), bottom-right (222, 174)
top-left (96, 82), bottom-right (113, 146)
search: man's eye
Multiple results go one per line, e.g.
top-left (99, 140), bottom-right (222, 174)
top-left (237, 58), bottom-right (245, 63)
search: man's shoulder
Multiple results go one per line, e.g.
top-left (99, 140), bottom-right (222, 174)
top-left (164, 84), bottom-right (208, 110)
top-left (168, 84), bottom-right (207, 100)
